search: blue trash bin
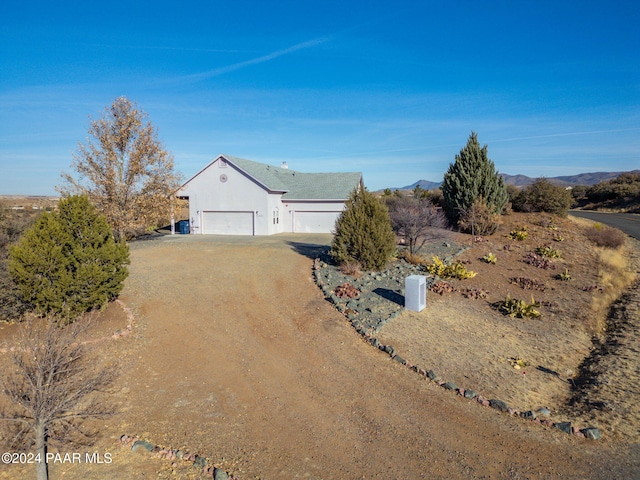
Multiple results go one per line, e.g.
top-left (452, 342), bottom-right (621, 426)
top-left (178, 220), bottom-right (189, 234)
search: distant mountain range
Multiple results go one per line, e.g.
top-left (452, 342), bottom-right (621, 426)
top-left (397, 170), bottom-right (640, 191)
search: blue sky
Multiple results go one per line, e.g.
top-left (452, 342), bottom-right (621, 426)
top-left (1, 1), bottom-right (638, 195)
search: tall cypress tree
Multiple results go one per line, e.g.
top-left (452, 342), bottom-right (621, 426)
top-left (441, 131), bottom-right (508, 225)
top-left (331, 188), bottom-right (396, 271)
top-left (9, 195), bottom-right (129, 321)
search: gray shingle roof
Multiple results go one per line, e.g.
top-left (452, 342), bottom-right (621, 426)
top-left (222, 155), bottom-right (361, 200)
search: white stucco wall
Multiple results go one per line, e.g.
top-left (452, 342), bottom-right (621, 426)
top-left (179, 157), bottom-right (349, 235)
top-left (180, 158), bottom-right (271, 235)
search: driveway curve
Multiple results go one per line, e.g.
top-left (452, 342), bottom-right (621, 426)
top-left (111, 233), bottom-right (638, 479)
top-left (570, 210), bottom-right (640, 240)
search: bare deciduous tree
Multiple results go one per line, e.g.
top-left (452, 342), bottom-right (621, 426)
top-left (59, 96), bottom-right (182, 241)
top-left (387, 196), bottom-right (448, 254)
top-left (458, 196), bottom-right (501, 238)
top-left (0, 317), bottom-right (117, 480)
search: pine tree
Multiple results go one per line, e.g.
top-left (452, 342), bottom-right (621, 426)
top-left (9, 195), bottom-right (129, 321)
top-left (331, 188), bottom-right (396, 271)
top-left (441, 132), bottom-right (508, 227)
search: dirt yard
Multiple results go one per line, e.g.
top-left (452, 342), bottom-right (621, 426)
top-left (376, 213), bottom-right (640, 444)
top-left (1, 225), bottom-right (639, 479)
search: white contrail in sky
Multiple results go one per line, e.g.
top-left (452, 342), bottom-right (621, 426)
top-left (488, 128), bottom-right (640, 144)
top-left (178, 36), bottom-right (331, 82)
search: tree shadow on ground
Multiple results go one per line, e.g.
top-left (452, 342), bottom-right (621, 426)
top-left (373, 287), bottom-right (404, 306)
top-left (287, 242), bottom-right (331, 261)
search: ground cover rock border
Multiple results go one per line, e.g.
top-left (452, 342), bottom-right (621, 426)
top-left (312, 246), bottom-right (603, 442)
top-left (119, 434), bottom-right (234, 479)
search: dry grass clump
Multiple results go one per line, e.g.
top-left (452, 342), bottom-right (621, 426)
top-left (585, 223), bottom-right (626, 249)
top-left (590, 248), bottom-right (637, 334)
top-left (398, 250), bottom-right (427, 266)
top-left (339, 261), bottom-right (362, 278)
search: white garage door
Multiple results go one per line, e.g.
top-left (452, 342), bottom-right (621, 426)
top-left (202, 211), bottom-right (254, 235)
top-left (294, 211), bottom-right (341, 233)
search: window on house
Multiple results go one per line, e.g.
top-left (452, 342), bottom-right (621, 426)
top-left (273, 208), bottom-right (279, 225)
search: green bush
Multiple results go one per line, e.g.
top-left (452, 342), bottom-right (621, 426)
top-left (512, 178), bottom-right (573, 217)
top-left (9, 195), bottom-right (130, 321)
top-left (331, 188), bottom-right (396, 271)
top-left (0, 205), bottom-right (37, 321)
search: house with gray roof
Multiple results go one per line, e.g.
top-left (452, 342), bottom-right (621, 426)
top-left (178, 154), bottom-right (362, 235)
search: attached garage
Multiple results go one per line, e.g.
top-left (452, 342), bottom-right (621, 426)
top-left (202, 211), bottom-right (254, 235)
top-left (178, 155), bottom-right (362, 235)
top-left (293, 211), bottom-right (340, 233)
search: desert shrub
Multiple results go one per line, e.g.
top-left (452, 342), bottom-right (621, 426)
top-left (509, 277), bottom-right (546, 291)
top-left (555, 268), bottom-right (572, 281)
top-left (461, 288), bottom-right (488, 299)
top-left (387, 196), bottom-right (448, 254)
top-left (334, 282), bottom-right (360, 298)
top-left (339, 261), bottom-right (362, 278)
top-left (457, 197), bottom-right (500, 235)
top-left (495, 294), bottom-right (541, 318)
top-left (582, 284), bottom-right (598, 291)
top-left (512, 178), bottom-right (573, 217)
top-left (522, 252), bottom-right (555, 269)
top-left (584, 223), bottom-right (626, 249)
top-left (481, 252), bottom-right (497, 264)
top-left (331, 188), bottom-right (396, 271)
top-left (584, 173), bottom-right (640, 210)
top-left (398, 250), bottom-right (427, 266)
top-left (424, 188), bottom-right (444, 207)
top-left (425, 256), bottom-right (477, 280)
top-left (535, 245), bottom-right (562, 258)
top-left (430, 280), bottom-right (456, 295)
top-left (507, 225), bottom-right (529, 241)
top-left (9, 195), bottom-right (130, 322)
top-left (509, 357), bottom-right (529, 369)
top-left (506, 184), bottom-right (521, 203)
top-left (441, 132), bottom-right (508, 225)
top-left (536, 217), bottom-right (558, 230)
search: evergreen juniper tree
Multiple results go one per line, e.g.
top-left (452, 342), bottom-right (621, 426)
top-left (331, 188), bottom-right (396, 271)
top-left (9, 195), bottom-right (129, 321)
top-left (441, 132), bottom-right (508, 226)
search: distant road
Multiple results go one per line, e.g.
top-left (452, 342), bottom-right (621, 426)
top-left (570, 210), bottom-right (640, 241)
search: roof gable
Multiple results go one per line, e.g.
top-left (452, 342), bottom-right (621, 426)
top-left (183, 154), bottom-right (361, 200)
